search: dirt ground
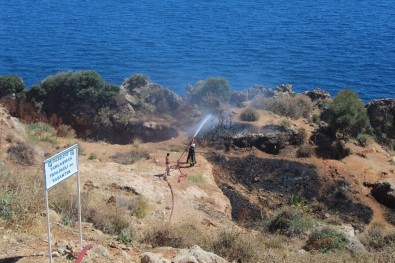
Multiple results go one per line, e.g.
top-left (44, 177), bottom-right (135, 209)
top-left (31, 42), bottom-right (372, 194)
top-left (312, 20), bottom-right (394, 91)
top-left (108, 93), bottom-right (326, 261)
top-left (1, 105), bottom-right (394, 262)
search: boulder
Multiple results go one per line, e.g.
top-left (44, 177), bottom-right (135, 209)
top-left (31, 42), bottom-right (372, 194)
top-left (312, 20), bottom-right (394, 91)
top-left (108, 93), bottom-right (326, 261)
top-left (229, 124), bottom-right (298, 154)
top-left (120, 76), bottom-right (183, 115)
top-left (338, 225), bottom-right (366, 254)
top-left (140, 252), bottom-right (170, 263)
top-left (172, 245), bottom-right (227, 263)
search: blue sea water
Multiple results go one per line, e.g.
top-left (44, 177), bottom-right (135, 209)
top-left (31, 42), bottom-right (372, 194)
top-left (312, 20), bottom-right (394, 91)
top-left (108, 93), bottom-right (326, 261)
top-left (0, 0), bottom-right (394, 102)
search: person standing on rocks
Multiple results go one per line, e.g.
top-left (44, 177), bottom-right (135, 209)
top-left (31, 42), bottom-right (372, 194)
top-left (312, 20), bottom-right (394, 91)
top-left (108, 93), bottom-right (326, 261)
top-left (164, 153), bottom-right (171, 180)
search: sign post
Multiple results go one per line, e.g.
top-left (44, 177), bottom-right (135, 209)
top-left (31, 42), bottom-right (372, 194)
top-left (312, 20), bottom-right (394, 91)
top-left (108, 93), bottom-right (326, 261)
top-left (43, 144), bottom-right (80, 263)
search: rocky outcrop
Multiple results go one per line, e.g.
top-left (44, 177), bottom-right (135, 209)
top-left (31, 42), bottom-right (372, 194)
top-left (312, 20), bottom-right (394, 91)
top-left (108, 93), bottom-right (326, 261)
top-left (275, 84), bottom-right (293, 94)
top-left (305, 88), bottom-right (331, 102)
top-left (229, 124), bottom-right (299, 154)
top-left (140, 246), bottom-right (227, 263)
top-left (305, 88), bottom-right (331, 108)
top-left (366, 99), bottom-right (395, 140)
top-left (230, 85), bottom-right (274, 106)
top-left (121, 75), bottom-right (184, 115)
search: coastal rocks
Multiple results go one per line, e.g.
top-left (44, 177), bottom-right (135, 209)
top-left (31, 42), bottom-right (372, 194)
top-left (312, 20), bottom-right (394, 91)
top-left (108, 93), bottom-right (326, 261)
top-left (229, 124), bottom-right (298, 154)
top-left (140, 245), bottom-right (227, 263)
top-left (366, 99), bottom-right (395, 140)
top-left (120, 74), bottom-right (184, 115)
top-left (275, 84), bottom-right (293, 94)
top-left (229, 84), bottom-right (274, 106)
top-left (305, 88), bottom-right (331, 108)
top-left (366, 181), bottom-right (395, 209)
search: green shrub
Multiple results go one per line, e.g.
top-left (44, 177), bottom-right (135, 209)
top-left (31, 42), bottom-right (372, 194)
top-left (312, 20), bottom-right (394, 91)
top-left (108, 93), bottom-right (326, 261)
top-left (253, 94), bottom-right (313, 119)
top-left (28, 122), bottom-right (57, 143)
top-left (26, 71), bottom-right (118, 124)
top-left (324, 89), bottom-right (371, 139)
top-left (294, 127), bottom-right (307, 146)
top-left (291, 195), bottom-right (310, 212)
top-left (0, 75), bottom-right (25, 98)
top-left (116, 233), bottom-right (133, 244)
top-left (330, 140), bottom-right (351, 160)
top-left (7, 141), bottom-right (35, 165)
top-left (297, 144), bottom-right (315, 158)
top-left (312, 113), bottom-right (321, 124)
top-left (240, 108), bottom-right (260, 122)
top-left (185, 77), bottom-right (231, 105)
top-left (0, 192), bottom-right (12, 221)
top-left (266, 207), bottom-right (315, 237)
top-left (305, 227), bottom-right (348, 253)
top-left (126, 74), bottom-right (149, 91)
top-left (110, 150), bottom-right (150, 165)
top-left (357, 133), bottom-right (372, 147)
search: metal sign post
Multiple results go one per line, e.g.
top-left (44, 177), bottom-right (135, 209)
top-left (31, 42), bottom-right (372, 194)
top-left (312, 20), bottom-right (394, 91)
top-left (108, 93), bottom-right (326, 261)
top-left (43, 144), bottom-right (81, 263)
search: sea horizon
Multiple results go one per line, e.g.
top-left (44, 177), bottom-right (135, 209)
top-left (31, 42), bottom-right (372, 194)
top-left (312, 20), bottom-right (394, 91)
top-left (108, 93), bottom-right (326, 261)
top-left (1, 0), bottom-right (394, 102)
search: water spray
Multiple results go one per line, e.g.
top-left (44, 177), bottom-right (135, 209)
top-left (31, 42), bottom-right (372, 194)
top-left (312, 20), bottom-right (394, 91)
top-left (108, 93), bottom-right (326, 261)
top-left (193, 114), bottom-right (212, 138)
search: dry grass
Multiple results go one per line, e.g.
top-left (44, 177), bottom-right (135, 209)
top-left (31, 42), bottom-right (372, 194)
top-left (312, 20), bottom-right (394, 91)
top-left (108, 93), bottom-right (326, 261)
top-left (0, 164), bottom-right (43, 225)
top-left (252, 94), bottom-right (313, 119)
top-left (7, 140), bottom-right (36, 165)
top-left (110, 149), bottom-right (150, 165)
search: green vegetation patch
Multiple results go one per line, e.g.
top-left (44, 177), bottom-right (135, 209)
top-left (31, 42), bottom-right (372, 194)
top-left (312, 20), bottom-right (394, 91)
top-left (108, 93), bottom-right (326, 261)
top-left (266, 207), bottom-right (315, 237)
top-left (186, 174), bottom-right (205, 184)
top-left (305, 227), bottom-right (348, 253)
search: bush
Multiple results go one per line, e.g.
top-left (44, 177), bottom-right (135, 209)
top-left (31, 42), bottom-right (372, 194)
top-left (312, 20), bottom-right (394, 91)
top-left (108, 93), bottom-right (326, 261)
top-left (305, 227), bottom-right (348, 253)
top-left (110, 150), bottom-right (150, 165)
top-left (28, 122), bottom-right (57, 143)
top-left (0, 75), bottom-right (25, 98)
top-left (252, 94), bottom-right (313, 119)
top-left (211, 230), bottom-right (256, 263)
top-left (240, 108), bottom-right (260, 122)
top-left (7, 141), bottom-right (35, 165)
top-left (294, 127), bottom-right (307, 146)
top-left (363, 223), bottom-right (395, 251)
top-left (56, 124), bottom-right (76, 138)
top-left (330, 140), bottom-right (351, 160)
top-left (266, 207), bottom-right (315, 237)
top-left (185, 77), bottom-right (231, 105)
top-left (26, 71), bottom-right (118, 122)
top-left (126, 74), bottom-right (149, 91)
top-left (142, 224), bottom-right (208, 249)
top-left (324, 89), bottom-right (371, 139)
top-left (357, 133), bottom-right (372, 147)
top-left (297, 144), bottom-right (315, 158)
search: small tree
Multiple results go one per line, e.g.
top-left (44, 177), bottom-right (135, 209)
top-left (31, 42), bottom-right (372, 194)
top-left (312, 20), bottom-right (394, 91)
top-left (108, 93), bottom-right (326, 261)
top-left (325, 89), bottom-right (371, 139)
top-left (0, 75), bottom-right (26, 98)
top-left (185, 77), bottom-right (231, 105)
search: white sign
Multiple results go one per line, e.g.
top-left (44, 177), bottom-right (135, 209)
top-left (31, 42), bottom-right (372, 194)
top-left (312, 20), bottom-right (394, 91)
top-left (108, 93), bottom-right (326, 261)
top-left (44, 144), bottom-right (78, 190)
